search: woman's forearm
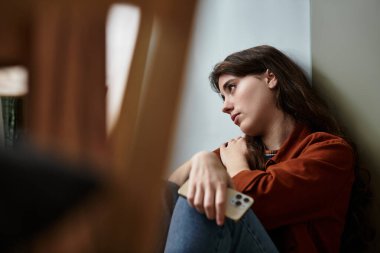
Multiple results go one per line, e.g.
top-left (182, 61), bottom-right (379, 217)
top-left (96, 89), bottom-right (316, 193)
top-left (168, 159), bottom-right (192, 186)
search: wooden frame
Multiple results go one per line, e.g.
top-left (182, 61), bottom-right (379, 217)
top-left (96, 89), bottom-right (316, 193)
top-left (0, 0), bottom-right (198, 251)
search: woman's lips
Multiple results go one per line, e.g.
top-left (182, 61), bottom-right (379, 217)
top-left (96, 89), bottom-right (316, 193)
top-left (231, 113), bottom-right (240, 125)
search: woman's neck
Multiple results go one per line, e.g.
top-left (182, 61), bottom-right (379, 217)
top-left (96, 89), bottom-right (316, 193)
top-left (262, 112), bottom-right (295, 150)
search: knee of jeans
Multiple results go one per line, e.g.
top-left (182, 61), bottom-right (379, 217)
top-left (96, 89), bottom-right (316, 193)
top-left (173, 197), bottom-right (198, 216)
top-left (241, 209), bottom-right (259, 222)
top-left (175, 196), bottom-right (191, 209)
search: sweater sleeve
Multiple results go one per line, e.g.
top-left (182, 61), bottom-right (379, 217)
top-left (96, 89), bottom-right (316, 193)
top-left (232, 139), bottom-right (355, 230)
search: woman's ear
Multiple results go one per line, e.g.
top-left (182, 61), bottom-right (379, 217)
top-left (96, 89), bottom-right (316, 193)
top-left (265, 69), bottom-right (278, 89)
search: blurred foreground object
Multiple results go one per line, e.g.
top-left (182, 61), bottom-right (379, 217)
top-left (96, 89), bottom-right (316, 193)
top-left (0, 0), bottom-right (197, 252)
top-left (0, 66), bottom-right (28, 96)
top-left (0, 146), bottom-right (100, 252)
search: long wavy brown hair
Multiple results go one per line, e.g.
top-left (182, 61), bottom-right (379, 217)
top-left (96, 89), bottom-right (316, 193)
top-left (209, 45), bottom-right (375, 252)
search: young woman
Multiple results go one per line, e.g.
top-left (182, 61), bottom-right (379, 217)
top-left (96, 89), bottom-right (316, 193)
top-left (163, 45), bottom-right (372, 253)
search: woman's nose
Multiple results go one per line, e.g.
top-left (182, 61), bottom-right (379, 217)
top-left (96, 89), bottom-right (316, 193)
top-left (222, 99), bottom-right (233, 114)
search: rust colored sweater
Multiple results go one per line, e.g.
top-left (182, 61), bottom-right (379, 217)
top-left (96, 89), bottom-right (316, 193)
top-left (232, 124), bottom-right (354, 253)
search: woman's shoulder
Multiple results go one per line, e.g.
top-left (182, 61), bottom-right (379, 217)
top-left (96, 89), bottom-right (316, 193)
top-left (274, 125), bottom-right (354, 163)
top-left (285, 123), bottom-right (353, 153)
top-left (296, 130), bottom-right (354, 159)
top-left (304, 131), bottom-right (351, 147)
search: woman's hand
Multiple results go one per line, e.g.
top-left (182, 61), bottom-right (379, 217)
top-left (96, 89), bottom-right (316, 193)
top-left (187, 151), bottom-right (233, 226)
top-left (220, 137), bottom-right (250, 177)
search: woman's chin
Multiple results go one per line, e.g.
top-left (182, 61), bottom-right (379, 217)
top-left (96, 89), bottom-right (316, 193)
top-left (239, 126), bottom-right (253, 135)
top-left (239, 125), bottom-right (260, 136)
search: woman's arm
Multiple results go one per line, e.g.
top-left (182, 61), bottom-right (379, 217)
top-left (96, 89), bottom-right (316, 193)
top-left (168, 151), bottom-right (233, 226)
top-left (168, 159), bottom-right (192, 186)
top-left (231, 139), bottom-right (355, 229)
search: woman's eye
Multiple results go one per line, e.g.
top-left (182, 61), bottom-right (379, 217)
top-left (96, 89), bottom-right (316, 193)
top-left (227, 84), bottom-right (236, 92)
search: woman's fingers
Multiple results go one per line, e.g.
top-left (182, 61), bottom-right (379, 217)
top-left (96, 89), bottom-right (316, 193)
top-left (215, 183), bottom-right (227, 226)
top-left (204, 186), bottom-right (216, 220)
top-left (187, 182), bottom-right (225, 223)
top-left (223, 136), bottom-right (244, 148)
top-left (187, 179), bottom-right (196, 208)
top-left (193, 185), bottom-right (205, 213)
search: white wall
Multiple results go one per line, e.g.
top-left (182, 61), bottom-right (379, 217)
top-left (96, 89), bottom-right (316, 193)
top-left (168, 0), bottom-right (311, 170)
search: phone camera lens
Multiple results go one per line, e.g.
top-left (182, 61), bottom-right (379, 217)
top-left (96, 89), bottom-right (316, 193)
top-left (236, 194), bottom-right (242, 199)
top-left (235, 200), bottom-right (242, 206)
top-left (243, 197), bottom-right (250, 203)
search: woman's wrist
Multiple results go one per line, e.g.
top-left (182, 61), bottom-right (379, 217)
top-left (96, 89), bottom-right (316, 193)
top-left (230, 168), bottom-right (250, 178)
top-left (225, 161), bottom-right (250, 177)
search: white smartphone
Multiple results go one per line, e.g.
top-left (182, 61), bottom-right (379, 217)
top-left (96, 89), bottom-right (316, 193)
top-left (178, 181), bottom-right (254, 221)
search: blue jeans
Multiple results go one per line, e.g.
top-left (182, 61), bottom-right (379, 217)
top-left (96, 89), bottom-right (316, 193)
top-left (163, 183), bottom-right (278, 253)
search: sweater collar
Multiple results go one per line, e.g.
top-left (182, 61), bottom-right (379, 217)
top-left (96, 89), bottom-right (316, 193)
top-left (266, 122), bottom-right (312, 166)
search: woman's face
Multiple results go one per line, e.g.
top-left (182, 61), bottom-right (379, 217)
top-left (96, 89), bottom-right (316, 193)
top-left (218, 72), bottom-right (278, 136)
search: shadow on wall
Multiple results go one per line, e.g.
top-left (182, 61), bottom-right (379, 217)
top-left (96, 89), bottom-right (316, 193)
top-left (312, 67), bottom-right (379, 252)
